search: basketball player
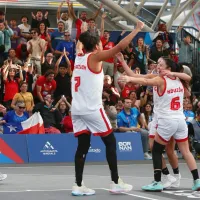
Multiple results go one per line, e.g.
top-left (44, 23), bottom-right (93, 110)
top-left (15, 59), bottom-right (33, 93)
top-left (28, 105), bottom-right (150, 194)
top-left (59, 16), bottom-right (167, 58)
top-left (116, 53), bottom-right (190, 189)
top-left (71, 21), bottom-right (145, 196)
top-left (119, 57), bottom-right (200, 191)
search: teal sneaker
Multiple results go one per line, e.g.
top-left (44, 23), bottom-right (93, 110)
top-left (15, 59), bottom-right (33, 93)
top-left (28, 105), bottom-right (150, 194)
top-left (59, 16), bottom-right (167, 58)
top-left (142, 181), bottom-right (163, 191)
top-left (192, 179), bottom-right (200, 191)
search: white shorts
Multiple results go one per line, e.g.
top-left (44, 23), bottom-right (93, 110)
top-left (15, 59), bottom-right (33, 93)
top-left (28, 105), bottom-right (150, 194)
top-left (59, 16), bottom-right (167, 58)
top-left (157, 118), bottom-right (188, 142)
top-left (72, 107), bottom-right (113, 137)
top-left (148, 116), bottom-right (158, 138)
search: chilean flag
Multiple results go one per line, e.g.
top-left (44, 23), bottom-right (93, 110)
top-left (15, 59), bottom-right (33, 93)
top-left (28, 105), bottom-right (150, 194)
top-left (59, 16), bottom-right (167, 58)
top-left (3, 112), bottom-right (45, 134)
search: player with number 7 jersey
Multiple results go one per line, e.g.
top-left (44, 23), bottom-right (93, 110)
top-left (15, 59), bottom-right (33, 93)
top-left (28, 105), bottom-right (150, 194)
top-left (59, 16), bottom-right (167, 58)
top-left (71, 21), bottom-right (145, 196)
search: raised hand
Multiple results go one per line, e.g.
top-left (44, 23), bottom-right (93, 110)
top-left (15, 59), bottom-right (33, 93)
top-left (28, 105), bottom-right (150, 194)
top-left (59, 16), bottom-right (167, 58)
top-left (31, 12), bottom-right (36, 19)
top-left (102, 12), bottom-right (107, 19)
top-left (136, 21), bottom-right (144, 30)
top-left (44, 11), bottom-right (49, 19)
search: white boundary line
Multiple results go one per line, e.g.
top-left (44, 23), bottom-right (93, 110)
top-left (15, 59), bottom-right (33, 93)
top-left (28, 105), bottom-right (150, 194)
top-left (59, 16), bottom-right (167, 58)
top-left (102, 188), bottom-right (158, 200)
top-left (2, 174), bottom-right (194, 181)
top-left (0, 188), bottom-right (104, 193)
top-left (0, 187), bottom-right (159, 200)
top-left (0, 162), bottom-right (198, 169)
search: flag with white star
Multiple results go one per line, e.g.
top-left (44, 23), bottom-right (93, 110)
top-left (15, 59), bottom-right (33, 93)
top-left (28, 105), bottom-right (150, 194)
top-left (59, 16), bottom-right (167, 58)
top-left (3, 123), bottom-right (23, 134)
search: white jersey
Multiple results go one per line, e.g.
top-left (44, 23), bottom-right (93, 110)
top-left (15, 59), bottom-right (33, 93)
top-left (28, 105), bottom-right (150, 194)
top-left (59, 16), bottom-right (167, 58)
top-left (71, 53), bottom-right (104, 115)
top-left (155, 76), bottom-right (185, 119)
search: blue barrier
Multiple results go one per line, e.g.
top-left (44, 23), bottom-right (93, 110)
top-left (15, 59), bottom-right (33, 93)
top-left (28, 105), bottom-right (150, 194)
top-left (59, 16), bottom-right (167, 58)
top-left (0, 132), bottom-right (144, 164)
top-left (0, 135), bottom-right (28, 164)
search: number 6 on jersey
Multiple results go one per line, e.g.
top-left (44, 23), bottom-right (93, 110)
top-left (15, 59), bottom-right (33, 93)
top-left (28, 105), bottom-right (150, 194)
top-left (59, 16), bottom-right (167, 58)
top-left (74, 76), bottom-right (80, 92)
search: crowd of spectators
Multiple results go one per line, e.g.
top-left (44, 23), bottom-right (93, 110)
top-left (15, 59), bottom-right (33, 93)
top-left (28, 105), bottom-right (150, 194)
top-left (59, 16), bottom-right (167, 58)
top-left (0, 2), bottom-right (199, 160)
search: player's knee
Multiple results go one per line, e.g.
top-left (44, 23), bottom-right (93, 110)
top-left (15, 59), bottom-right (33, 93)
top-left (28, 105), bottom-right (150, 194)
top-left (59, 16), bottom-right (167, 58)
top-left (101, 133), bottom-right (116, 151)
top-left (152, 141), bottom-right (165, 157)
top-left (77, 134), bottom-right (91, 155)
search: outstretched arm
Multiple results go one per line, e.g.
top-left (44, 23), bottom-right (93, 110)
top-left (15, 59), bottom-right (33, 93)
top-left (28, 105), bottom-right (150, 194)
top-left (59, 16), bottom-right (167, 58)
top-left (115, 52), bottom-right (156, 79)
top-left (92, 21), bottom-right (144, 62)
top-left (92, 3), bottom-right (103, 20)
top-left (57, 1), bottom-right (64, 20)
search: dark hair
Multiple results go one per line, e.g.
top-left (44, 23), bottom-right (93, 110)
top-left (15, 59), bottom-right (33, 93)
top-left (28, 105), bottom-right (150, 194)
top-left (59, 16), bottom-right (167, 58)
top-left (30, 28), bottom-right (39, 34)
top-left (8, 48), bottom-right (15, 54)
top-left (36, 10), bottom-right (43, 14)
top-left (122, 97), bottom-right (131, 103)
top-left (162, 57), bottom-right (189, 91)
top-left (0, 11), bottom-right (5, 15)
top-left (129, 90), bottom-right (136, 97)
top-left (21, 16), bottom-right (28, 21)
top-left (59, 63), bottom-right (68, 69)
top-left (144, 103), bottom-right (153, 124)
top-left (104, 30), bottom-right (110, 34)
top-left (19, 81), bottom-right (28, 87)
top-left (197, 108), bottom-right (200, 116)
top-left (88, 18), bottom-right (95, 22)
top-left (79, 31), bottom-right (100, 52)
top-left (38, 22), bottom-right (47, 36)
top-left (44, 69), bottom-right (55, 77)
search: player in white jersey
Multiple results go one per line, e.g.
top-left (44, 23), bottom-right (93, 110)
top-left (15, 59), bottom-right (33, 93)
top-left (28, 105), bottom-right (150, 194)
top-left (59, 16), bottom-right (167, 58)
top-left (116, 53), bottom-right (191, 188)
top-left (71, 21), bottom-right (144, 196)
top-left (119, 56), bottom-right (200, 192)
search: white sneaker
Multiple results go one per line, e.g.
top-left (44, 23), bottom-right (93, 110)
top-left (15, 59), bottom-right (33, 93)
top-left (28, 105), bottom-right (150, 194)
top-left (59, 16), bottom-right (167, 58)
top-left (162, 174), bottom-right (176, 189)
top-left (71, 182), bottom-right (95, 196)
top-left (171, 173), bottom-right (181, 188)
top-left (0, 173), bottom-right (7, 181)
top-left (109, 177), bottom-right (133, 193)
top-left (144, 152), bottom-right (152, 160)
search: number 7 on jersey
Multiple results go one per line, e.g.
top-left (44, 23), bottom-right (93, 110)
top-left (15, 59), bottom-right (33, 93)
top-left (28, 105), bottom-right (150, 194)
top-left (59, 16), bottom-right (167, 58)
top-left (74, 76), bottom-right (80, 92)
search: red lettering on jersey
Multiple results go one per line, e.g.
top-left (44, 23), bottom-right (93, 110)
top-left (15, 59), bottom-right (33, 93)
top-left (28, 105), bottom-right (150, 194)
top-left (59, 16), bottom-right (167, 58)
top-left (74, 65), bottom-right (86, 70)
top-left (167, 86), bottom-right (183, 94)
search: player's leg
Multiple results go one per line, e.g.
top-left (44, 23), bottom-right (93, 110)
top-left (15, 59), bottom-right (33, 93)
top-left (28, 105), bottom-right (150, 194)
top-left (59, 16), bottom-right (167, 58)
top-left (175, 119), bottom-right (200, 191)
top-left (83, 107), bottom-right (133, 193)
top-left (101, 133), bottom-right (133, 193)
top-left (165, 138), bottom-right (181, 188)
top-left (149, 124), bottom-right (174, 189)
top-left (142, 118), bottom-right (177, 191)
top-left (75, 134), bottom-right (91, 187)
top-left (71, 115), bottom-right (95, 196)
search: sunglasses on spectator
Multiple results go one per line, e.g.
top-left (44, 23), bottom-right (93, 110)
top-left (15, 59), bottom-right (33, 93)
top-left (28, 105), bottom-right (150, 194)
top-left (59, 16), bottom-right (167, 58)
top-left (31, 31), bottom-right (36, 34)
top-left (19, 106), bottom-right (25, 109)
top-left (64, 34), bottom-right (70, 36)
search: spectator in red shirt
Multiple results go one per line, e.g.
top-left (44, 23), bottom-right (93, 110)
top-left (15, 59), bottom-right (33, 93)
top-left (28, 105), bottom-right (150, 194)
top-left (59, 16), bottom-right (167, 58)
top-left (121, 82), bottom-right (138, 99)
top-left (70, 3), bottom-right (102, 40)
top-left (62, 109), bottom-right (73, 133)
top-left (2, 64), bottom-right (23, 110)
top-left (101, 30), bottom-right (115, 76)
top-left (34, 69), bottom-right (56, 103)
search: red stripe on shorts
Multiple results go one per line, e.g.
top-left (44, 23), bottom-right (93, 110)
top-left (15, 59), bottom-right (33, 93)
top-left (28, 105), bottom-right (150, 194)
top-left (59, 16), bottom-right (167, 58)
top-left (175, 137), bottom-right (188, 143)
top-left (74, 130), bottom-right (91, 137)
top-left (100, 108), bottom-right (111, 131)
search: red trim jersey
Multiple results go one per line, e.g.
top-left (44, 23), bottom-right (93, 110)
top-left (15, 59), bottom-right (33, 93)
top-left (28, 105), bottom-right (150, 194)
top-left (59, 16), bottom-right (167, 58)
top-left (156, 76), bottom-right (185, 119)
top-left (71, 53), bottom-right (104, 115)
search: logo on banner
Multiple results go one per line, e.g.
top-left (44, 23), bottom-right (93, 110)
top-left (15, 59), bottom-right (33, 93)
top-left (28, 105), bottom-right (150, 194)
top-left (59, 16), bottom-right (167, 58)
top-left (88, 146), bottom-right (101, 153)
top-left (118, 142), bottom-right (132, 152)
top-left (40, 141), bottom-right (58, 155)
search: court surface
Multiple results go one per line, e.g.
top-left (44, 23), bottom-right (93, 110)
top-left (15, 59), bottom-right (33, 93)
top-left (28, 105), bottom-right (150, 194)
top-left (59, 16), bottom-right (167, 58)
top-left (1, 161), bottom-right (200, 200)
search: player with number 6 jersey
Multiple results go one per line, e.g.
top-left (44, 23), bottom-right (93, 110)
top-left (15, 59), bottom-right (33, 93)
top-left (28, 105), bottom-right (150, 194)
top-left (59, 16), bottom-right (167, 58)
top-left (118, 57), bottom-right (200, 192)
